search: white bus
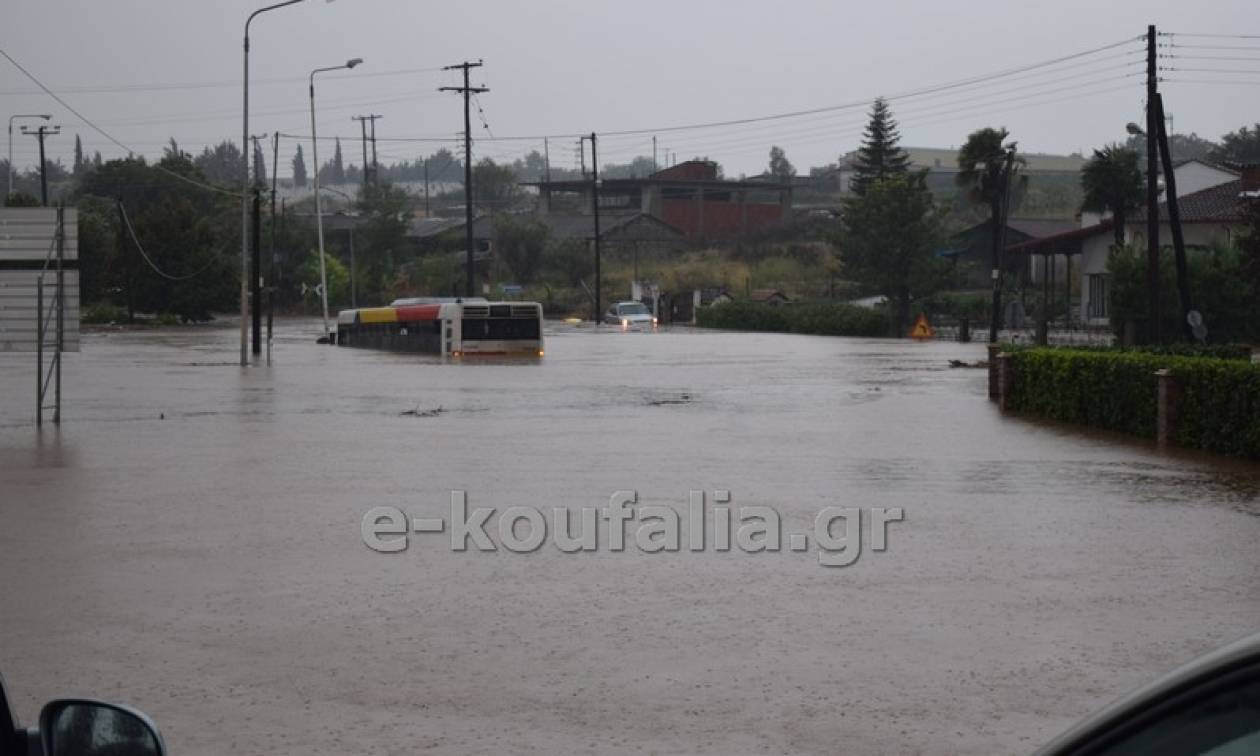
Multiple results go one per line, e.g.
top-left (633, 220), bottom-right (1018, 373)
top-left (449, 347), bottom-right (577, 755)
top-left (336, 298), bottom-right (544, 357)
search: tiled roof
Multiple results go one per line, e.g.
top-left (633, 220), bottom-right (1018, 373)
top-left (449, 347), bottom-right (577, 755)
top-left (1133, 179), bottom-right (1250, 223)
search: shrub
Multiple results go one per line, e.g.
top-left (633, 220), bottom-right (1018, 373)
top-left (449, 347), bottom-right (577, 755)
top-left (1172, 359), bottom-right (1260, 458)
top-left (696, 301), bottom-right (886, 337)
top-left (82, 303), bottom-right (128, 324)
top-left (1001, 342), bottom-right (1252, 361)
top-left (1006, 348), bottom-right (1260, 459)
top-left (1006, 349), bottom-right (1163, 437)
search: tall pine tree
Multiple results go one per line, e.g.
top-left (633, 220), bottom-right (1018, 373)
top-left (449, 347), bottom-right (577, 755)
top-left (332, 138), bottom-right (345, 184)
top-left (292, 145), bottom-right (308, 187)
top-left (849, 98), bottom-right (910, 196)
top-left (72, 135), bottom-right (86, 177)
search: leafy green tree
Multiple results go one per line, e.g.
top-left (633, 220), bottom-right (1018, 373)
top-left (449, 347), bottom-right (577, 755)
top-left (353, 181), bottom-right (411, 302)
top-left (839, 174), bottom-right (946, 337)
top-left (543, 238), bottom-right (593, 288)
top-left (849, 98), bottom-right (910, 196)
top-left (472, 158), bottom-right (517, 209)
top-left (194, 141), bottom-right (244, 185)
top-left (298, 247), bottom-right (349, 308)
top-left (1212, 124), bottom-right (1260, 164)
top-left (492, 214), bottom-right (549, 283)
top-left (292, 145), bottom-right (308, 187)
top-left (1125, 131), bottom-right (1219, 163)
top-left (768, 146), bottom-right (796, 181)
top-left (1081, 144), bottom-right (1143, 247)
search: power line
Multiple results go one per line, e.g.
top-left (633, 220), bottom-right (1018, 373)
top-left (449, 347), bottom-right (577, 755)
top-left (118, 200), bottom-right (221, 281)
top-left (0, 47), bottom-right (241, 198)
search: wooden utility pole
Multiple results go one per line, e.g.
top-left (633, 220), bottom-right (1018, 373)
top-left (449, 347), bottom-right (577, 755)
top-left (351, 115), bottom-right (380, 187)
top-left (440, 60), bottom-right (488, 298)
top-left (1154, 92), bottom-right (1194, 341)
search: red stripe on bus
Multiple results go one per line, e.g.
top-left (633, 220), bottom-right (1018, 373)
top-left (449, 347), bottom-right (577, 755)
top-left (394, 304), bottom-right (441, 321)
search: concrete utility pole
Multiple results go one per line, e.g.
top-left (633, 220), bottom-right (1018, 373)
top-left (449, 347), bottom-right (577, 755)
top-left (439, 60), bottom-right (488, 298)
top-left (352, 116), bottom-right (370, 189)
top-left (20, 124), bottom-right (60, 206)
top-left (1145, 24), bottom-right (1161, 344)
top-left (250, 133), bottom-right (267, 355)
top-left (351, 114), bottom-right (381, 186)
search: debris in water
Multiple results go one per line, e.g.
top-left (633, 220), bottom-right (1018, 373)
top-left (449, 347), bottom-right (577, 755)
top-left (948, 359), bottom-right (988, 369)
top-left (400, 406), bottom-right (444, 418)
top-left (648, 393), bottom-right (693, 406)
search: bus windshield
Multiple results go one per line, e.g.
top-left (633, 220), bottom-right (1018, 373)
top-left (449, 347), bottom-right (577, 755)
top-left (461, 317), bottom-right (541, 341)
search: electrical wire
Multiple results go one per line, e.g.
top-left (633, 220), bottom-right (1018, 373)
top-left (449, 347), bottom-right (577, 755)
top-left (118, 201), bottom-right (222, 281)
top-left (0, 47), bottom-right (242, 198)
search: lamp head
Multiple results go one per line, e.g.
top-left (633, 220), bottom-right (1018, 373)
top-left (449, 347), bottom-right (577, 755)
top-left (346, 58), bottom-right (363, 69)
top-left (1125, 122), bottom-right (1145, 136)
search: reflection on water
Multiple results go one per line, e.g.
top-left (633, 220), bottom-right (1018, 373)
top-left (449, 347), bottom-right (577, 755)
top-left (1, 319), bottom-right (1257, 756)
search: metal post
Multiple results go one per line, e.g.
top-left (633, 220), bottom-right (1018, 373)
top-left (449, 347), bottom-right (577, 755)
top-left (349, 227), bottom-right (356, 308)
top-left (36, 277), bottom-right (43, 426)
top-left (54, 205), bottom-right (63, 423)
top-left (268, 132), bottom-right (279, 363)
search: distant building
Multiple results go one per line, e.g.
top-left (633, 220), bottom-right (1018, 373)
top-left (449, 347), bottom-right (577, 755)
top-left (523, 160), bottom-right (792, 241)
top-left (834, 147), bottom-right (1087, 195)
top-left (748, 288), bottom-right (790, 306)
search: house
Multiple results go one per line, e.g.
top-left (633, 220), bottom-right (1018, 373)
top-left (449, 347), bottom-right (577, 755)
top-left (946, 218), bottom-right (1081, 288)
top-left (523, 160), bottom-right (792, 241)
top-left (749, 288), bottom-right (790, 306)
top-left (1008, 165), bottom-right (1259, 327)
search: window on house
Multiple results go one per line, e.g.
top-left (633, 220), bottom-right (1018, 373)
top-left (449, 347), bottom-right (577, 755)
top-left (1088, 274), bottom-right (1108, 318)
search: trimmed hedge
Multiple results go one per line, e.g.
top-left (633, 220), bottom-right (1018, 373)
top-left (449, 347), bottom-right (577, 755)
top-left (1006, 348), bottom-right (1260, 459)
top-left (695, 301), bottom-right (887, 338)
top-left (1007, 350), bottom-right (1163, 438)
top-left (1001, 342), bottom-right (1253, 361)
top-left (1172, 359), bottom-right (1260, 458)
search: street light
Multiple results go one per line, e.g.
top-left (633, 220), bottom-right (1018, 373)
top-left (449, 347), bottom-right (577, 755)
top-left (242, 0), bottom-right (309, 367)
top-left (1125, 122), bottom-right (1145, 136)
top-left (311, 58), bottom-right (364, 342)
top-left (7, 114), bottom-right (51, 197)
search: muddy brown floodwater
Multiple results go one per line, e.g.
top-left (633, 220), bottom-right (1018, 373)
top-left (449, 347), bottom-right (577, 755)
top-left (2, 320), bottom-right (1259, 755)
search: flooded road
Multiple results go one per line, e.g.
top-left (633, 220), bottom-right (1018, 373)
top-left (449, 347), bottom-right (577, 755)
top-left (2, 320), bottom-right (1258, 755)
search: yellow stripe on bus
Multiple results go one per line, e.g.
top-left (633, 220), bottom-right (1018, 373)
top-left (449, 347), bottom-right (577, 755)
top-left (358, 308), bottom-right (398, 324)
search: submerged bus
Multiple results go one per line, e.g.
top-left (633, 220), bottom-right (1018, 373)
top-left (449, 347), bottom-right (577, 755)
top-left (336, 298), bottom-right (544, 357)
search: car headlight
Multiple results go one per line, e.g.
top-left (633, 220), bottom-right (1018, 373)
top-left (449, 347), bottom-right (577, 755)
top-left (621, 318), bottom-right (629, 327)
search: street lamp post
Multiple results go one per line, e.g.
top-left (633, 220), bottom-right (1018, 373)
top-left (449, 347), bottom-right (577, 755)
top-left (7, 114), bottom-right (51, 198)
top-left (310, 59), bottom-right (364, 342)
top-left (242, 0), bottom-right (307, 367)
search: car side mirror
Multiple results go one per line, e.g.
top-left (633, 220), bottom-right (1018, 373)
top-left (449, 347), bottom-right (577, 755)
top-left (39, 700), bottom-right (165, 756)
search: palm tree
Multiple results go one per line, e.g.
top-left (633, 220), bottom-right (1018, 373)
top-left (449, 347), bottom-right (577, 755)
top-left (1080, 144), bottom-right (1143, 247)
top-left (957, 127), bottom-right (1023, 340)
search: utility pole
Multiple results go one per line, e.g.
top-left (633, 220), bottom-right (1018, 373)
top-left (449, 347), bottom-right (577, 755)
top-left (988, 146), bottom-right (1016, 344)
top-left (423, 158), bottom-right (430, 216)
top-left (1154, 92), bottom-right (1194, 341)
top-left (368, 114), bottom-right (380, 181)
top-left (250, 134), bottom-right (266, 355)
top-left (268, 132), bottom-right (280, 363)
top-left (21, 124), bottom-right (60, 206)
top-left (1145, 24), bottom-right (1161, 344)
top-left (652, 136), bottom-right (658, 173)
top-left (583, 132), bottom-right (602, 322)
top-left (352, 115), bottom-right (371, 188)
top-left (439, 60), bottom-right (488, 298)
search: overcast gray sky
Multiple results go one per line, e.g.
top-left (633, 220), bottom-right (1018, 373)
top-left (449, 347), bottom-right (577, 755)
top-left (3, 0), bottom-right (1258, 179)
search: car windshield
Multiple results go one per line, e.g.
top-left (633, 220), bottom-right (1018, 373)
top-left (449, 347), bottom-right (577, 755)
top-left (618, 303), bottom-right (649, 315)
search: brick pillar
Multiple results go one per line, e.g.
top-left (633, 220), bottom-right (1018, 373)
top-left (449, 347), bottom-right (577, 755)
top-left (987, 344), bottom-right (1001, 400)
top-left (1155, 369), bottom-right (1181, 449)
top-left (997, 353), bottom-right (1016, 412)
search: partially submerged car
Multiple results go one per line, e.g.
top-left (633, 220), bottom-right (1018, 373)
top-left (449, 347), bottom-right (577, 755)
top-left (604, 301), bottom-right (657, 330)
